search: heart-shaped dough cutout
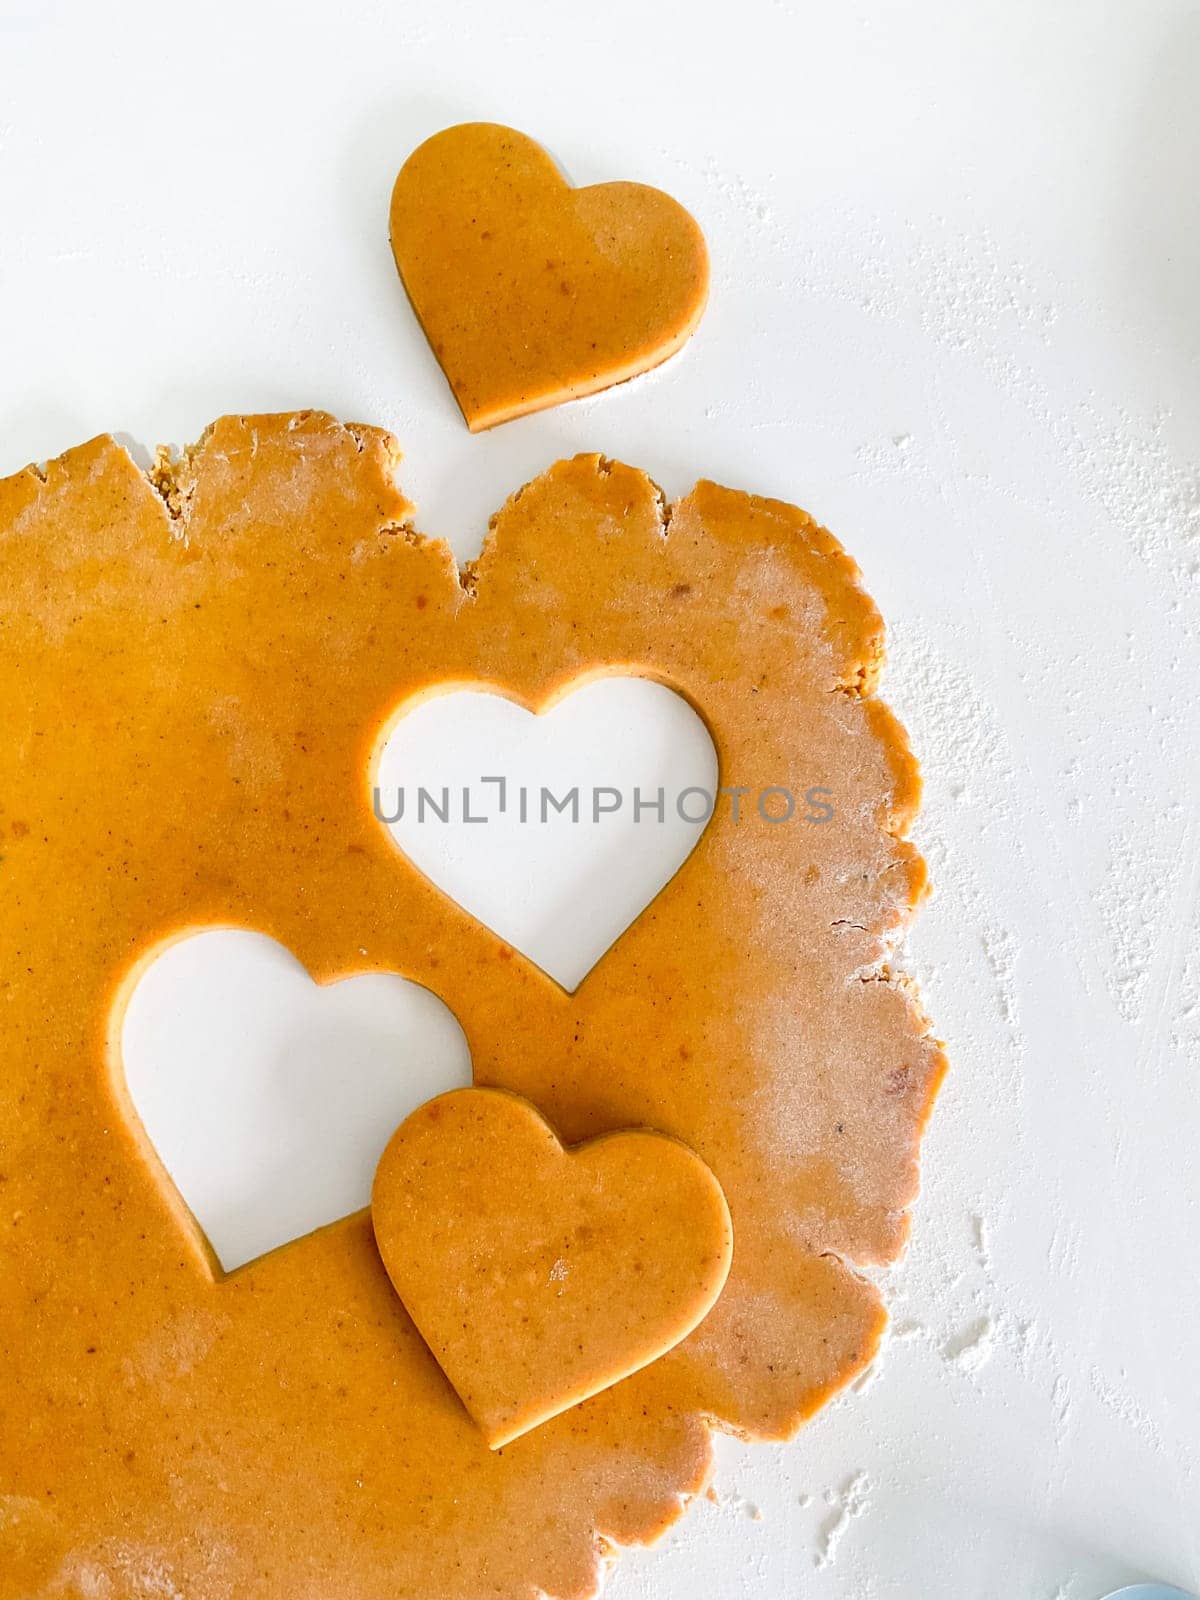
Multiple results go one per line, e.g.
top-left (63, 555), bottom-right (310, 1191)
top-left (120, 929), bottom-right (472, 1272)
top-left (374, 676), bottom-right (718, 990)
top-left (390, 122), bottom-right (709, 430)
top-left (372, 1087), bottom-right (733, 1449)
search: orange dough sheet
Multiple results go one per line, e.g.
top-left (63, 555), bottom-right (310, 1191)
top-left (0, 414), bottom-right (945, 1599)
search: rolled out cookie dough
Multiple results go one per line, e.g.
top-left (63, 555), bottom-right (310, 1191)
top-left (0, 413), bottom-right (945, 1599)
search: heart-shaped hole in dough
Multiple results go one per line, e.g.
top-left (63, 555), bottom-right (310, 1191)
top-left (118, 929), bottom-right (472, 1273)
top-left (373, 675), bottom-right (719, 991)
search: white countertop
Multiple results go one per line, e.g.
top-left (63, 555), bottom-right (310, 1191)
top-left (2, 0), bottom-right (1197, 1595)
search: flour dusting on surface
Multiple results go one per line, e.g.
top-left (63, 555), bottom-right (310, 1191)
top-left (814, 1471), bottom-right (872, 1570)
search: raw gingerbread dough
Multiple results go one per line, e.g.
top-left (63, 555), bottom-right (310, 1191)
top-left (372, 1088), bottom-right (734, 1449)
top-left (390, 123), bottom-right (709, 430)
top-left (0, 414), bottom-right (945, 1599)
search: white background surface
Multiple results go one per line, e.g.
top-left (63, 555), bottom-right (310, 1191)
top-left (3, 2), bottom-right (1199, 1597)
